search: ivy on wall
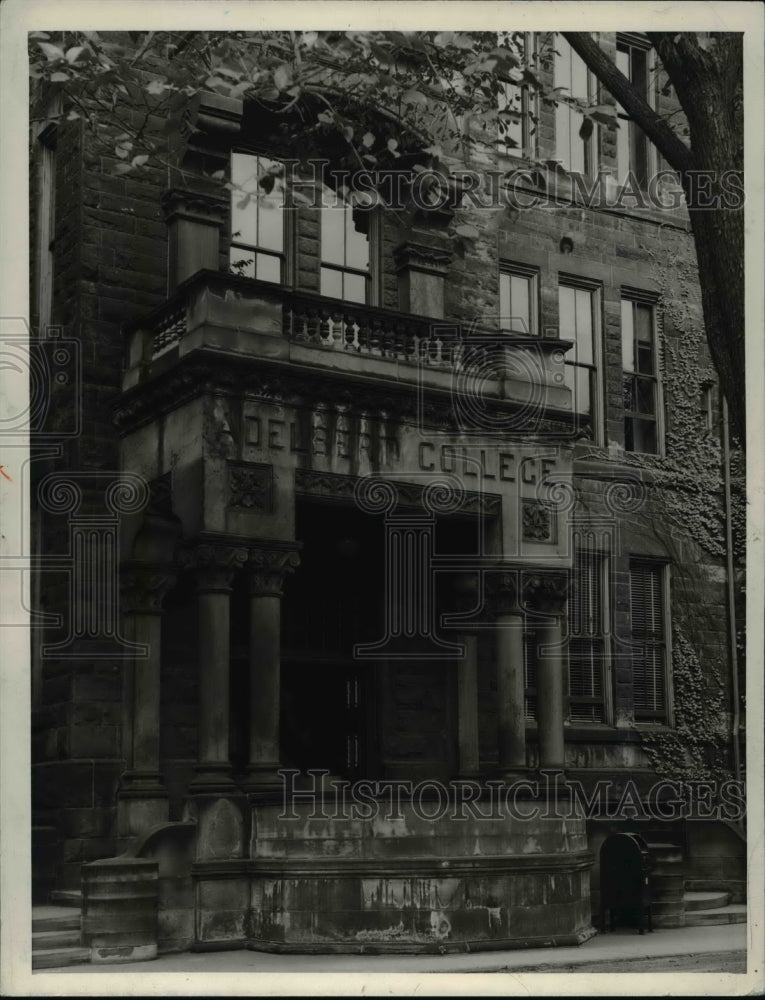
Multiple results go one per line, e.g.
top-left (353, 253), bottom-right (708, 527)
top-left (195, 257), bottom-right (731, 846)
top-left (641, 626), bottom-right (730, 784)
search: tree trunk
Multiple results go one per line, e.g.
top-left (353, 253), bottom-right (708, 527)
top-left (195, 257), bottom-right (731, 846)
top-left (564, 32), bottom-right (745, 441)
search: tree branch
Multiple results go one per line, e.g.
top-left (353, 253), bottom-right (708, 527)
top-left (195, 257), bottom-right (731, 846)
top-left (562, 31), bottom-right (695, 175)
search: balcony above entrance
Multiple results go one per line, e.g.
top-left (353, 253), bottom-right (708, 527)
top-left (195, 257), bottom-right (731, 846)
top-left (124, 270), bottom-right (573, 418)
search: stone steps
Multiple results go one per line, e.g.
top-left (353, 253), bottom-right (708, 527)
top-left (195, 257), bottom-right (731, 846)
top-left (683, 890), bottom-right (730, 912)
top-left (684, 903), bottom-right (747, 926)
top-left (32, 904), bottom-right (89, 971)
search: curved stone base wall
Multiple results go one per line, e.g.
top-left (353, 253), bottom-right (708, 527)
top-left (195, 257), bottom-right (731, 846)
top-left (242, 798), bottom-right (595, 953)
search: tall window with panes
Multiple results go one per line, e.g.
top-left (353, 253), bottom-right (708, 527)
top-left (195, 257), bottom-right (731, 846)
top-left (568, 544), bottom-right (608, 723)
top-left (319, 194), bottom-right (370, 304)
top-left (622, 294), bottom-right (661, 454)
top-left (497, 33), bottom-right (535, 158)
top-left (559, 281), bottom-right (601, 440)
top-left (500, 264), bottom-right (538, 334)
top-left (229, 152), bottom-right (285, 282)
top-left (629, 560), bottom-right (668, 723)
top-left (554, 34), bottom-right (596, 175)
top-left (615, 34), bottom-right (653, 188)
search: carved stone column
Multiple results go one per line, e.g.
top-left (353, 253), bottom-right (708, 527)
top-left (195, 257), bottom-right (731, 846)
top-left (452, 573), bottom-right (481, 779)
top-left (118, 563), bottom-right (177, 838)
top-left (181, 541), bottom-right (248, 791)
top-left (488, 571), bottom-right (527, 779)
top-left (524, 571), bottom-right (569, 771)
top-left (245, 543), bottom-right (300, 791)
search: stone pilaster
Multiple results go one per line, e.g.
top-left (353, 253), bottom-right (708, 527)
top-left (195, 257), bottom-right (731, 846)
top-left (451, 573), bottom-right (481, 779)
top-left (487, 570), bottom-right (527, 779)
top-left (118, 562), bottom-right (177, 838)
top-left (180, 541), bottom-right (248, 792)
top-left (393, 241), bottom-right (453, 318)
top-left (523, 571), bottom-right (569, 771)
top-left (245, 543), bottom-right (300, 791)
top-left (162, 188), bottom-right (228, 291)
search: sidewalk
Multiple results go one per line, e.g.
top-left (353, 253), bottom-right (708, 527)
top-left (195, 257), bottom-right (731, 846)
top-left (53, 922), bottom-right (747, 974)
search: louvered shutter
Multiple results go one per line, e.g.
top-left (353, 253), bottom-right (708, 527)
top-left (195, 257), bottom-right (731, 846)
top-left (568, 546), bottom-right (606, 722)
top-left (630, 561), bottom-right (667, 721)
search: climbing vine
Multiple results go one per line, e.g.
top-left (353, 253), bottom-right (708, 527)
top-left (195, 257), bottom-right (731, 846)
top-left (641, 626), bottom-right (730, 785)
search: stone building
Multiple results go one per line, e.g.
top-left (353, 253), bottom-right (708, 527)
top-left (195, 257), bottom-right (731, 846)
top-left (29, 31), bottom-right (745, 962)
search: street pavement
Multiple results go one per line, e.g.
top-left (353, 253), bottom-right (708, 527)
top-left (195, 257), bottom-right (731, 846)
top-left (50, 922), bottom-right (748, 975)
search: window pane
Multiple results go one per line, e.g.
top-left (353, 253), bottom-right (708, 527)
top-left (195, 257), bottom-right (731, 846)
top-left (571, 49), bottom-right (589, 99)
top-left (343, 272), bottom-right (367, 305)
top-left (616, 119), bottom-right (630, 185)
top-left (510, 274), bottom-right (531, 332)
top-left (230, 247), bottom-right (255, 278)
top-left (321, 206), bottom-right (345, 266)
top-left (320, 266), bottom-right (343, 299)
top-left (555, 103), bottom-right (571, 169)
top-left (258, 200), bottom-right (284, 252)
top-left (499, 272), bottom-right (511, 324)
top-left (635, 376), bottom-right (655, 414)
top-left (565, 364), bottom-right (591, 415)
top-left (231, 153), bottom-right (259, 246)
top-left (632, 417), bottom-right (657, 454)
top-left (345, 211), bottom-right (370, 270)
top-left (558, 285), bottom-right (576, 339)
top-left (574, 288), bottom-right (593, 363)
top-left (621, 299), bottom-right (634, 371)
top-left (569, 111), bottom-right (586, 173)
top-left (256, 252), bottom-right (281, 284)
top-left (635, 302), bottom-right (653, 342)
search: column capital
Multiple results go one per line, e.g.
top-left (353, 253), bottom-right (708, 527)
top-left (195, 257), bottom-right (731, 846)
top-left (247, 542), bottom-right (301, 598)
top-left (485, 569), bottom-right (522, 617)
top-left (522, 570), bottom-right (569, 615)
top-left (121, 562), bottom-right (178, 615)
top-left (180, 541), bottom-right (248, 593)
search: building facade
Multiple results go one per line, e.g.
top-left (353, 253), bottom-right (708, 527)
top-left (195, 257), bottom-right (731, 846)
top-left (29, 31), bottom-right (746, 959)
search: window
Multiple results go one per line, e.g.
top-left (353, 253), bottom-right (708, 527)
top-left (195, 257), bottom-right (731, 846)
top-left (554, 34), bottom-right (596, 175)
top-left (622, 294), bottom-right (661, 453)
top-left (559, 281), bottom-right (601, 439)
top-left (568, 545), bottom-right (608, 723)
top-left (499, 264), bottom-right (538, 334)
top-left (700, 381), bottom-right (721, 436)
top-left (615, 34), bottom-right (652, 188)
top-left (629, 561), bottom-right (668, 723)
top-left (497, 33), bottom-right (535, 158)
top-left (229, 152), bottom-right (285, 282)
top-left (320, 193), bottom-right (370, 304)
top-left (524, 630), bottom-right (537, 721)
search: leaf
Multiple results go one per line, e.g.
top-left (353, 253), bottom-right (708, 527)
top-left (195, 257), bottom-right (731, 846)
top-left (455, 223), bottom-right (479, 239)
top-left (65, 46), bottom-right (85, 64)
top-left (273, 63), bottom-right (292, 91)
top-left (131, 154), bottom-right (148, 167)
top-left (49, 72), bottom-right (70, 83)
top-left (146, 79), bottom-right (169, 96)
top-left (113, 162), bottom-right (133, 175)
top-left (578, 117), bottom-right (594, 141)
top-left (342, 125), bottom-right (354, 142)
top-left (362, 131), bottom-right (375, 148)
top-left (37, 41), bottom-right (66, 61)
top-left (387, 138), bottom-right (398, 152)
top-left (402, 89), bottom-right (427, 106)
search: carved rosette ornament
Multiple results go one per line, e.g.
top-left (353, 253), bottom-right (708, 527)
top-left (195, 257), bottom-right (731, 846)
top-left (522, 570), bottom-right (569, 615)
top-left (179, 542), bottom-right (248, 593)
top-left (247, 544), bottom-right (301, 598)
top-left (121, 563), bottom-right (179, 616)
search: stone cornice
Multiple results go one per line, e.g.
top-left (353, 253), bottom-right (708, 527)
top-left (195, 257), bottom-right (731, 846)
top-left (115, 351), bottom-right (577, 440)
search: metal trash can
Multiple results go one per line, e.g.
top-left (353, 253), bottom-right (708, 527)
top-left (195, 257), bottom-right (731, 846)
top-left (599, 832), bottom-right (653, 934)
